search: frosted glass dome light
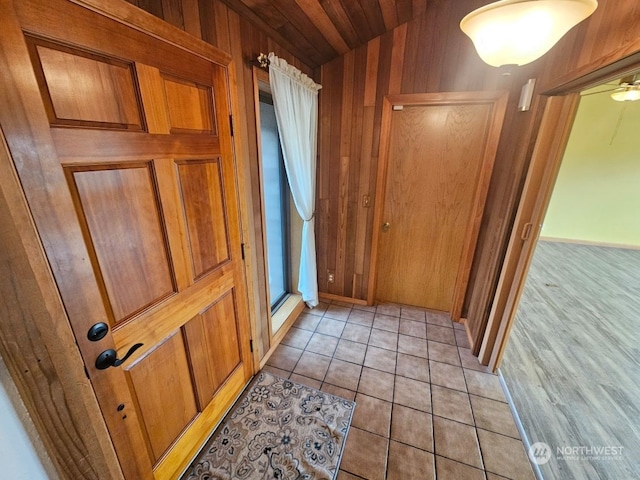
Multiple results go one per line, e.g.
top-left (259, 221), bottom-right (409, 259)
top-left (460, 0), bottom-right (598, 68)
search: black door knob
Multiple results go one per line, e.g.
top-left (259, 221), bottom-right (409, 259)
top-left (87, 322), bottom-right (109, 342)
top-left (95, 343), bottom-right (143, 370)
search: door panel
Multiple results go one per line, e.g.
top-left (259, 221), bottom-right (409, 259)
top-left (183, 290), bottom-right (242, 409)
top-left (5, 1), bottom-right (254, 479)
top-left (69, 164), bottom-right (176, 323)
top-left (127, 331), bottom-right (198, 461)
top-left (161, 75), bottom-right (216, 134)
top-left (177, 159), bottom-right (230, 280)
top-left (27, 37), bottom-right (144, 130)
top-left (375, 93), bottom-right (508, 317)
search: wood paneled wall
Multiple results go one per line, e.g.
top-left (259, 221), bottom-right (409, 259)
top-left (317, 0), bottom-right (640, 350)
top-left (126, 0), bottom-right (314, 358)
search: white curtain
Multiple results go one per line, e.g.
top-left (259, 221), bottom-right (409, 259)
top-left (268, 52), bottom-right (322, 308)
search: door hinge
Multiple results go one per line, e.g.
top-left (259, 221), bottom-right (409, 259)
top-left (241, 243), bottom-right (246, 260)
top-left (249, 339), bottom-right (254, 353)
top-left (229, 115), bottom-right (234, 136)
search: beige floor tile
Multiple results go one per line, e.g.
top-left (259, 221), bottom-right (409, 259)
top-left (347, 309), bottom-right (375, 327)
top-left (372, 314), bottom-right (400, 333)
top-left (261, 365), bottom-right (290, 379)
top-left (353, 304), bottom-right (376, 313)
top-left (427, 324), bottom-right (456, 345)
top-left (305, 301), bottom-right (329, 316)
top-left (387, 440), bottom-right (435, 480)
top-left (334, 338), bottom-right (368, 364)
top-left (340, 427), bottom-right (388, 480)
top-left (294, 312), bottom-right (321, 331)
top-left (464, 369), bottom-right (506, 402)
top-left (470, 394), bottom-right (520, 438)
top-left (281, 326), bottom-right (313, 350)
top-left (428, 340), bottom-right (461, 366)
top-left (430, 360), bottom-right (467, 392)
top-left (394, 376), bottom-right (431, 412)
top-left (486, 474), bottom-right (510, 480)
top-left (352, 393), bottom-right (392, 437)
top-left (477, 429), bottom-right (535, 480)
top-left (376, 303), bottom-right (401, 317)
top-left (337, 471), bottom-right (362, 480)
top-left (432, 385), bottom-right (474, 425)
top-left (321, 383), bottom-right (355, 401)
top-left (363, 346), bottom-right (397, 374)
top-left (433, 416), bottom-right (483, 469)
top-left (316, 318), bottom-right (346, 337)
top-left (396, 353), bottom-right (430, 382)
top-left (266, 344), bottom-right (303, 371)
top-left (426, 311), bottom-right (453, 327)
top-left (324, 304), bottom-right (352, 321)
top-left (390, 404), bottom-right (433, 451)
top-left (458, 347), bottom-right (492, 373)
top-left (341, 323), bottom-right (372, 344)
top-left (397, 334), bottom-right (428, 358)
top-left (400, 306), bottom-right (427, 322)
top-left (358, 367), bottom-right (394, 402)
top-left (455, 328), bottom-right (472, 348)
top-left (368, 328), bottom-right (398, 351)
top-left (324, 358), bottom-right (362, 390)
top-left (435, 455), bottom-right (486, 480)
top-left (332, 300), bottom-right (354, 308)
top-left (289, 373), bottom-right (322, 389)
top-left (306, 332), bottom-right (339, 356)
top-left (453, 320), bottom-right (466, 330)
top-left (293, 351), bottom-right (331, 381)
top-left (399, 319), bottom-right (427, 338)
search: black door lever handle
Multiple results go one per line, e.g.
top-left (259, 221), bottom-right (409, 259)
top-left (95, 343), bottom-right (143, 370)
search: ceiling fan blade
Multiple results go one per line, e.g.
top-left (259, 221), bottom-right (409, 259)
top-left (580, 87), bottom-right (620, 96)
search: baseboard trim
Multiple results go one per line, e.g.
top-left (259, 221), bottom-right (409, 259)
top-left (539, 236), bottom-right (640, 250)
top-left (259, 296), bottom-right (305, 370)
top-left (498, 369), bottom-right (545, 480)
top-left (319, 292), bottom-right (368, 306)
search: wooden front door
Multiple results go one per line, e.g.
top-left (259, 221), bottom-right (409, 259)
top-left (1, 1), bottom-right (253, 479)
top-left (374, 92), bottom-right (508, 319)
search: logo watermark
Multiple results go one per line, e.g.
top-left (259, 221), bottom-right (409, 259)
top-left (528, 442), bottom-right (624, 465)
top-left (529, 442), bottom-right (552, 465)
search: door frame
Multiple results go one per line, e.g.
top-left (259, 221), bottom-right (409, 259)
top-left (0, 0), bottom-right (258, 479)
top-left (480, 55), bottom-right (640, 371)
top-left (368, 91), bottom-right (508, 320)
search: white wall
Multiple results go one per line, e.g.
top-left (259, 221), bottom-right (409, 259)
top-left (541, 85), bottom-right (640, 246)
top-left (0, 357), bottom-right (54, 480)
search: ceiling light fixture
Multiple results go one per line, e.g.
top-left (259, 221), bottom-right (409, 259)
top-left (460, 0), bottom-right (598, 68)
top-left (610, 78), bottom-right (640, 102)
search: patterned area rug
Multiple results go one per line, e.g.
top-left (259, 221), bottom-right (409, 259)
top-left (184, 371), bottom-right (355, 480)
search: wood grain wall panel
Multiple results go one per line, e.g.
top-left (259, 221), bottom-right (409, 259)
top-left (317, 0), bottom-right (640, 351)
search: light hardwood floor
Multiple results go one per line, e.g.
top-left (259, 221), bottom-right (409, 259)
top-left (501, 240), bottom-right (640, 480)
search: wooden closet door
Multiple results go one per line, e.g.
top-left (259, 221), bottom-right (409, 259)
top-left (374, 92), bottom-right (508, 319)
top-left (3, 1), bottom-right (253, 479)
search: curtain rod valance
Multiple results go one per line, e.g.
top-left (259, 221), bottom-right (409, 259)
top-left (265, 52), bottom-right (322, 92)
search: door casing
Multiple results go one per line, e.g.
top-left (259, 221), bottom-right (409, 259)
top-left (369, 91), bottom-right (508, 321)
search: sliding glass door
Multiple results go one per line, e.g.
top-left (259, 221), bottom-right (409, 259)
top-left (259, 92), bottom-right (290, 311)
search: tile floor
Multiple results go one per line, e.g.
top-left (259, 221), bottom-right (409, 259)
top-left (263, 301), bottom-right (535, 480)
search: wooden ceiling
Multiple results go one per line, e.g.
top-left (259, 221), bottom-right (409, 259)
top-left (218, 0), bottom-right (433, 68)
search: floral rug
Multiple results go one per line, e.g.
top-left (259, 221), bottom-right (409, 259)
top-left (183, 371), bottom-right (355, 480)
